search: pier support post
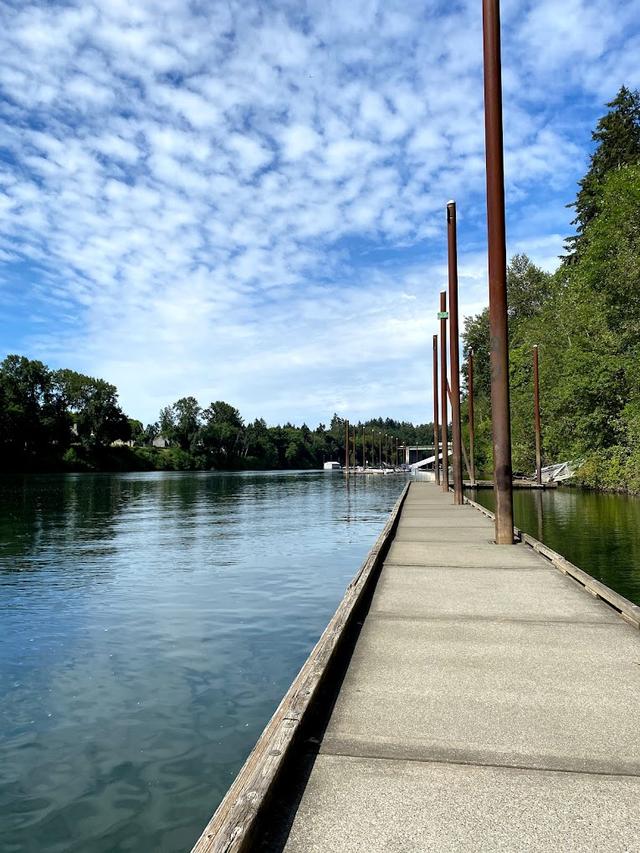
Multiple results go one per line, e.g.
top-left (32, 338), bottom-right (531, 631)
top-left (439, 291), bottom-right (449, 493)
top-left (482, 0), bottom-right (514, 543)
top-left (533, 345), bottom-right (542, 485)
top-left (345, 419), bottom-right (350, 479)
top-left (352, 427), bottom-right (356, 472)
top-left (362, 425), bottom-right (366, 469)
top-left (468, 349), bottom-right (476, 486)
top-left (447, 201), bottom-right (464, 505)
top-left (433, 334), bottom-right (440, 485)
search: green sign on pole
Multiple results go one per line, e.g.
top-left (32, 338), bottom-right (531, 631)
top-left (437, 311), bottom-right (449, 319)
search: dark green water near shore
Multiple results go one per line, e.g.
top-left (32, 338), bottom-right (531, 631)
top-left (0, 471), bottom-right (405, 853)
top-left (469, 486), bottom-right (640, 606)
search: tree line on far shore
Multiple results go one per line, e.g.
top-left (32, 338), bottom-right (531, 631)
top-left (0, 356), bottom-right (434, 472)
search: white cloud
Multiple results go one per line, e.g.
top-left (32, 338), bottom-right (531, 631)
top-left (0, 0), bottom-right (637, 424)
top-left (226, 133), bottom-right (273, 176)
top-left (518, 0), bottom-right (619, 68)
top-left (280, 124), bottom-right (321, 160)
top-left (91, 134), bottom-right (140, 163)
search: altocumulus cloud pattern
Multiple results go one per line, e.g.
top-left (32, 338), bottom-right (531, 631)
top-left (0, 0), bottom-right (638, 424)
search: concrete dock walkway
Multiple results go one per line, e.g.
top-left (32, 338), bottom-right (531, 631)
top-left (278, 481), bottom-right (640, 851)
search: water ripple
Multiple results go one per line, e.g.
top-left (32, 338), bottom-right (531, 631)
top-left (0, 471), bottom-right (404, 852)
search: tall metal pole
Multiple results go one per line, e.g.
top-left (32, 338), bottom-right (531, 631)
top-left (344, 419), bottom-right (349, 478)
top-left (439, 291), bottom-right (449, 492)
top-left (352, 427), bottom-right (356, 472)
top-left (432, 334), bottom-right (440, 485)
top-left (378, 432), bottom-right (382, 467)
top-left (362, 424), bottom-right (366, 469)
top-left (447, 201), bottom-right (464, 505)
top-left (482, 0), bottom-right (513, 543)
top-left (355, 428), bottom-right (358, 468)
top-left (468, 349), bottom-right (476, 485)
top-left (533, 345), bottom-right (542, 485)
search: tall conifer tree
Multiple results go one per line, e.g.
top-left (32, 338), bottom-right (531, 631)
top-left (565, 86), bottom-right (640, 259)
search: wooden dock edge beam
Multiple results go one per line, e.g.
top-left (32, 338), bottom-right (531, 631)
top-left (190, 482), bottom-right (412, 853)
top-left (463, 494), bottom-right (640, 630)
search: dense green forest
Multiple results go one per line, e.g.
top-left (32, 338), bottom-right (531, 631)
top-left (462, 87), bottom-right (640, 493)
top-left (0, 356), bottom-right (432, 472)
top-left (1, 87), bottom-right (638, 489)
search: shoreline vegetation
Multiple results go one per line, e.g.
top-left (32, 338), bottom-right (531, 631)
top-left (2, 89), bottom-right (640, 493)
top-left (0, 366), bottom-right (434, 475)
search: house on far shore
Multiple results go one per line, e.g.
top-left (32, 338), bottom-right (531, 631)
top-left (152, 435), bottom-right (170, 449)
top-left (323, 461), bottom-right (341, 470)
top-left (111, 438), bottom-right (134, 447)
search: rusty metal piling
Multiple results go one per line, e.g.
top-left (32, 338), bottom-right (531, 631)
top-left (468, 349), bottom-right (476, 486)
top-left (362, 425), bottom-right (366, 469)
top-left (447, 201), bottom-right (464, 505)
top-left (439, 291), bottom-right (449, 493)
top-left (344, 419), bottom-right (350, 479)
top-left (482, 0), bottom-right (514, 543)
top-left (433, 334), bottom-right (440, 485)
top-left (533, 345), bottom-right (542, 485)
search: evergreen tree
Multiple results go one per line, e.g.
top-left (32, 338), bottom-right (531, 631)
top-left (506, 253), bottom-right (553, 335)
top-left (565, 86), bottom-right (640, 259)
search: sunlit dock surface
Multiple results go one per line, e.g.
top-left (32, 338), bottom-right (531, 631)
top-left (193, 481), bottom-right (640, 852)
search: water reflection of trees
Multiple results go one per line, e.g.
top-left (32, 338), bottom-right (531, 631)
top-left (0, 474), bottom-right (153, 571)
top-left (506, 488), bottom-right (640, 605)
top-left (0, 470), bottom-right (406, 576)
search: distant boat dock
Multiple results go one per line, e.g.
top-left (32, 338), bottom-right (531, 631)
top-left (191, 481), bottom-right (640, 852)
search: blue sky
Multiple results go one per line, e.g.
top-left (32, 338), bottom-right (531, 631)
top-left (1, 0), bottom-right (639, 426)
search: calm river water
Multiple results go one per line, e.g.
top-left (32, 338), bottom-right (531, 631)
top-left (470, 485), bottom-right (640, 606)
top-left (0, 471), bottom-right (405, 853)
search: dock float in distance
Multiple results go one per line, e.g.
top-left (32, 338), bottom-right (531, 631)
top-left (191, 481), bottom-right (640, 853)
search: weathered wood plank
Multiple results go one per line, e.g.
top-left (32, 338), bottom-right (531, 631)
top-left (520, 533), bottom-right (640, 628)
top-left (190, 481), bottom-right (411, 853)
